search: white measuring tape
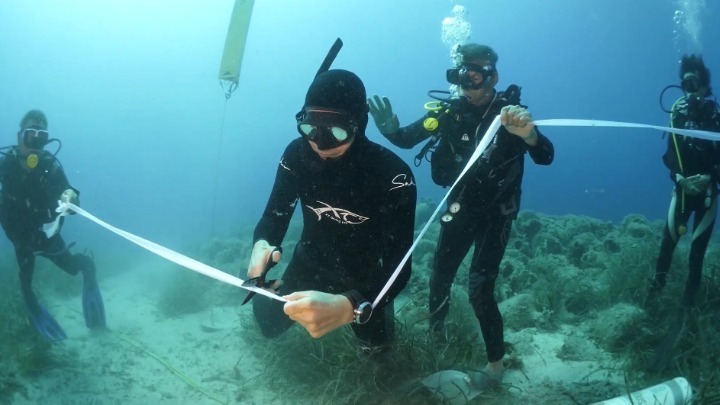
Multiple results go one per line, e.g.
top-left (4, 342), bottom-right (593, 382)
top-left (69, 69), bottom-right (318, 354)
top-left (53, 118), bottom-right (718, 305)
top-left (53, 203), bottom-right (285, 301)
top-left (371, 117), bottom-right (720, 308)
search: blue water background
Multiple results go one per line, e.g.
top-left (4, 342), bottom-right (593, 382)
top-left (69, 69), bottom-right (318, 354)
top-left (1, 0), bottom-right (718, 254)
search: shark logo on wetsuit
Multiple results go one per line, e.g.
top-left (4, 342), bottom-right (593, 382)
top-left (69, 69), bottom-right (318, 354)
top-left (306, 201), bottom-right (369, 224)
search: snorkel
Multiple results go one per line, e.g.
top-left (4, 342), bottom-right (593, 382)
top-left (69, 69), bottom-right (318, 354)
top-left (295, 38), bottom-right (344, 122)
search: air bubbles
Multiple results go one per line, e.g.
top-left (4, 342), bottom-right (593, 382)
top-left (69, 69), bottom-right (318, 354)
top-left (451, 4), bottom-right (467, 17)
top-left (441, 4), bottom-right (471, 63)
top-left (672, 0), bottom-right (705, 55)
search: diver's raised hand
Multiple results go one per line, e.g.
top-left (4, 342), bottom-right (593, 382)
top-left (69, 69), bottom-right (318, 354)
top-left (368, 95), bottom-right (400, 135)
top-left (501, 105), bottom-right (538, 145)
top-left (282, 291), bottom-right (354, 338)
top-left (246, 239), bottom-right (282, 279)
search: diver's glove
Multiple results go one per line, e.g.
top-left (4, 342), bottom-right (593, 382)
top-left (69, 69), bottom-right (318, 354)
top-left (368, 95), bottom-right (400, 135)
top-left (60, 189), bottom-right (79, 205)
top-left (676, 173), bottom-right (710, 196)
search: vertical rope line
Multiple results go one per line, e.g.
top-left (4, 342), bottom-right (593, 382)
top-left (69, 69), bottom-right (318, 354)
top-left (212, 99), bottom-right (229, 236)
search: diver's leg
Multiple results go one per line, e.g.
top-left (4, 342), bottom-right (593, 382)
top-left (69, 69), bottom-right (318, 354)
top-left (429, 213), bottom-right (476, 331)
top-left (468, 215), bottom-right (511, 365)
top-left (41, 235), bottom-right (79, 275)
top-left (17, 247), bottom-right (67, 341)
top-left (43, 237), bottom-right (106, 328)
top-left (652, 190), bottom-right (687, 291)
top-left (682, 197), bottom-right (717, 307)
top-left (653, 225), bottom-right (677, 291)
top-left (18, 248), bottom-right (37, 308)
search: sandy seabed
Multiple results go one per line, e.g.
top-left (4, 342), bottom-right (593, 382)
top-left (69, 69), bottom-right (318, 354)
top-left (6, 266), bottom-right (629, 404)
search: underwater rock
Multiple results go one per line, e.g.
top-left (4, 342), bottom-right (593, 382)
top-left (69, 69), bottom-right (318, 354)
top-left (603, 237), bottom-right (622, 253)
top-left (535, 234), bottom-right (564, 255)
top-left (505, 259), bottom-right (540, 296)
top-left (564, 282), bottom-right (602, 316)
top-left (510, 237), bottom-right (533, 258)
top-left (501, 293), bottom-right (540, 330)
top-left (578, 250), bottom-right (608, 270)
top-left (500, 257), bottom-right (518, 278)
top-left (585, 303), bottom-right (644, 346)
top-left (557, 335), bottom-right (598, 361)
top-left (568, 233), bottom-right (601, 268)
top-left (516, 217), bottom-right (543, 241)
top-left (620, 214), bottom-right (653, 239)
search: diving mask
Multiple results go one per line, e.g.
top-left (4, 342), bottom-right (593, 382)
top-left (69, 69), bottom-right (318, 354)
top-left (21, 127), bottom-right (50, 150)
top-left (297, 107), bottom-right (358, 150)
top-left (681, 74), bottom-right (701, 94)
top-left (446, 63), bottom-right (495, 90)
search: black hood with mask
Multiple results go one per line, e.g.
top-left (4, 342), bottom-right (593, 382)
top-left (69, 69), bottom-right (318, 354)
top-left (302, 69), bottom-right (369, 135)
top-left (299, 69), bottom-right (370, 171)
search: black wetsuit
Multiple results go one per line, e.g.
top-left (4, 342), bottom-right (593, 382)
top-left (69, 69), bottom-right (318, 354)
top-left (0, 146), bottom-right (95, 308)
top-left (252, 134), bottom-right (416, 346)
top-left (385, 91), bottom-right (554, 363)
top-left (653, 96), bottom-right (720, 307)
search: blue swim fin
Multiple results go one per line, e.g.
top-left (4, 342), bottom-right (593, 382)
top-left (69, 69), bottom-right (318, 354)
top-left (82, 275), bottom-right (106, 329)
top-left (26, 300), bottom-right (67, 341)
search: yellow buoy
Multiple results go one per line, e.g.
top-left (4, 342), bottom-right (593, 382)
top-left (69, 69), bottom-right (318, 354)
top-left (218, 0), bottom-right (255, 99)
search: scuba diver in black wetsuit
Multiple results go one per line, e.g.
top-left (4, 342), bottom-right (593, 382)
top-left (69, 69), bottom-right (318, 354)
top-left (650, 55), bottom-right (720, 308)
top-left (645, 55), bottom-right (720, 372)
top-left (368, 43), bottom-right (554, 387)
top-left (244, 69), bottom-right (416, 350)
top-left (0, 110), bottom-right (106, 341)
